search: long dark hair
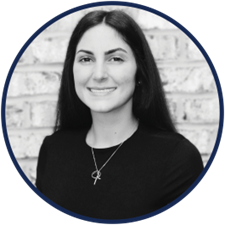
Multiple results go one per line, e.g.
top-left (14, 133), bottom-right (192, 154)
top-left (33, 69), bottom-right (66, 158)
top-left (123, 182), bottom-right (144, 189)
top-left (54, 10), bottom-right (177, 132)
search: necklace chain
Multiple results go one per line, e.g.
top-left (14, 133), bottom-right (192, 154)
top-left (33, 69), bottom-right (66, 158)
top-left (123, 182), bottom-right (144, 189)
top-left (91, 142), bottom-right (124, 185)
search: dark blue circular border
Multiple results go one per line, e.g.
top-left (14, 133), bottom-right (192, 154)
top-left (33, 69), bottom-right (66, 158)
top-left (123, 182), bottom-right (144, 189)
top-left (1, 1), bottom-right (224, 224)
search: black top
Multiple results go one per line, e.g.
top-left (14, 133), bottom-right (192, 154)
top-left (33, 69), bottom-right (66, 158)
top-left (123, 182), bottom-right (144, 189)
top-left (36, 123), bottom-right (203, 219)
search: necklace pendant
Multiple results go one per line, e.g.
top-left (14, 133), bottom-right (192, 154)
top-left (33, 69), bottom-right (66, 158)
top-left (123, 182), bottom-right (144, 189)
top-left (91, 170), bottom-right (101, 185)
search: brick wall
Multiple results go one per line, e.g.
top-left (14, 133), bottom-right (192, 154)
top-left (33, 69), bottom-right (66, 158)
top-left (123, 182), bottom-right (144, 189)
top-left (5, 6), bottom-right (219, 184)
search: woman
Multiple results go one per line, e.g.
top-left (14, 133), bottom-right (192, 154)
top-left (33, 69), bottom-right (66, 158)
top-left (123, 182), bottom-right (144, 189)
top-left (36, 10), bottom-right (203, 220)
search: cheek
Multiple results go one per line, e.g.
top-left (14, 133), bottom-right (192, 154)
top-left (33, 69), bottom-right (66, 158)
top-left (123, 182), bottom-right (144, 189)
top-left (73, 66), bottom-right (89, 87)
top-left (73, 67), bottom-right (87, 99)
top-left (116, 66), bottom-right (136, 88)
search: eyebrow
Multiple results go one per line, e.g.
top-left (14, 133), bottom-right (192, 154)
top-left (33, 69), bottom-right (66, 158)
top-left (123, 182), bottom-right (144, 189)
top-left (76, 48), bottom-right (127, 55)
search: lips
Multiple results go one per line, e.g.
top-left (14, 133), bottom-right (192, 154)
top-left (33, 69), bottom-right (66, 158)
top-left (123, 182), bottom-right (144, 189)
top-left (88, 87), bottom-right (116, 93)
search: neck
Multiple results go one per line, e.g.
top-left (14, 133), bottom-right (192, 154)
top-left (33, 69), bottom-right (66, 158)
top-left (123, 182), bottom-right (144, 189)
top-left (86, 106), bottom-right (138, 148)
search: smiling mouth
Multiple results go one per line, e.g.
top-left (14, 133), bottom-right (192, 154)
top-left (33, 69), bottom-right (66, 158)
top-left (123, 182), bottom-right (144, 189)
top-left (88, 88), bottom-right (116, 93)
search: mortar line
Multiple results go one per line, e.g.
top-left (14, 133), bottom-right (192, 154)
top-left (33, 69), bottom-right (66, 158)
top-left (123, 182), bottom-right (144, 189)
top-left (14, 63), bottom-right (63, 72)
top-left (157, 60), bottom-right (208, 67)
top-left (7, 128), bottom-right (54, 135)
top-left (176, 123), bottom-right (219, 129)
top-left (6, 94), bottom-right (58, 103)
top-left (166, 92), bottom-right (218, 98)
top-left (143, 29), bottom-right (181, 35)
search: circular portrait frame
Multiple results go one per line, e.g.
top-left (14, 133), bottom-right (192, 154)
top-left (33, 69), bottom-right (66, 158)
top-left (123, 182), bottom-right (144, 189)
top-left (1, 1), bottom-right (224, 224)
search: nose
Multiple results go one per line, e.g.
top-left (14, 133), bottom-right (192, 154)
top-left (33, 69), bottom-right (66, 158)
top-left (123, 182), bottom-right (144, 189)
top-left (92, 61), bottom-right (107, 81)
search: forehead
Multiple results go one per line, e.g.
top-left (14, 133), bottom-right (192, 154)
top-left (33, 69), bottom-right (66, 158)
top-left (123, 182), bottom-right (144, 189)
top-left (76, 23), bottom-right (130, 52)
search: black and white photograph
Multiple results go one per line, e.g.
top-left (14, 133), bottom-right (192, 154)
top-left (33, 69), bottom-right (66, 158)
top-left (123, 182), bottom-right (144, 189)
top-left (1, 0), bottom-right (224, 224)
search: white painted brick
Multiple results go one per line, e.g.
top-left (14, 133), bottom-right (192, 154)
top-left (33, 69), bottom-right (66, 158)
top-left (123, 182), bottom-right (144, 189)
top-left (8, 129), bottom-right (53, 158)
top-left (17, 47), bottom-right (35, 65)
top-left (8, 133), bottom-right (45, 158)
top-left (8, 73), bottom-right (26, 97)
top-left (146, 34), bottom-right (180, 60)
top-left (135, 9), bottom-right (177, 30)
top-left (30, 36), bottom-right (69, 63)
top-left (166, 96), bottom-right (178, 122)
top-left (44, 10), bottom-right (85, 32)
top-left (17, 158), bottom-right (38, 184)
top-left (8, 134), bottom-right (24, 157)
top-left (160, 66), bottom-right (217, 93)
top-left (5, 102), bottom-right (29, 128)
top-left (178, 127), bottom-right (218, 154)
top-left (185, 37), bottom-right (205, 60)
top-left (8, 72), bottom-right (61, 97)
top-left (183, 97), bottom-right (220, 122)
top-left (31, 101), bottom-right (57, 127)
top-left (201, 154), bottom-right (211, 167)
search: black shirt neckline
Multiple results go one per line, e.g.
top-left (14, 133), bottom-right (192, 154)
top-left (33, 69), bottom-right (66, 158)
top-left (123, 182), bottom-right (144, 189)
top-left (83, 123), bottom-right (140, 151)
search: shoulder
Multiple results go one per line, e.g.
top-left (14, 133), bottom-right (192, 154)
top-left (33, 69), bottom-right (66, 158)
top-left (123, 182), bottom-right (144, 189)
top-left (43, 128), bottom-right (87, 146)
top-left (47, 128), bottom-right (87, 139)
top-left (37, 128), bottom-right (89, 168)
top-left (137, 123), bottom-right (203, 164)
top-left (137, 124), bottom-right (204, 178)
top-left (137, 123), bottom-right (187, 149)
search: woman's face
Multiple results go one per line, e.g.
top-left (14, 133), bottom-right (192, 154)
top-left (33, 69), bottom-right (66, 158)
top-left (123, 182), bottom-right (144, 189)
top-left (73, 23), bottom-right (137, 114)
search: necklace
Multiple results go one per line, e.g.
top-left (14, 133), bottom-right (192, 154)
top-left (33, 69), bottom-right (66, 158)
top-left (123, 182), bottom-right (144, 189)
top-left (90, 142), bottom-right (124, 185)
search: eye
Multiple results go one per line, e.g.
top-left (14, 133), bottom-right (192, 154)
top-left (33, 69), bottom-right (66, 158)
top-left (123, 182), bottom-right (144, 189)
top-left (79, 57), bottom-right (93, 63)
top-left (109, 57), bottom-right (124, 62)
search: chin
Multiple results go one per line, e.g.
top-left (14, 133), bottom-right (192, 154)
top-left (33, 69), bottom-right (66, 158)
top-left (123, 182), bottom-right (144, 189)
top-left (87, 97), bottom-right (133, 114)
top-left (90, 105), bottom-right (114, 114)
top-left (88, 101), bottom-right (123, 113)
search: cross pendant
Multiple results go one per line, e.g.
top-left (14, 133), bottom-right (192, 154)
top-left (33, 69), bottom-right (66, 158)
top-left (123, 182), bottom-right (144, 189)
top-left (91, 170), bottom-right (101, 185)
